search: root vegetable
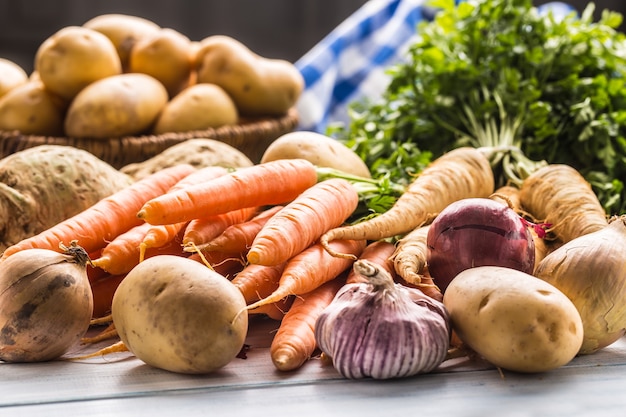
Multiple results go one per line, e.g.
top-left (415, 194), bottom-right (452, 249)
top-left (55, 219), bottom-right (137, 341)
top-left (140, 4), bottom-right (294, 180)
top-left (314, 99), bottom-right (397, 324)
top-left (119, 138), bottom-right (253, 181)
top-left (111, 255), bottom-right (248, 374)
top-left (1, 164), bottom-right (194, 260)
top-left (246, 178), bottom-right (359, 266)
top-left (534, 215), bottom-right (626, 354)
top-left (270, 276), bottom-right (345, 371)
top-left (0, 145), bottom-right (133, 253)
top-left (261, 131), bottom-right (372, 179)
top-left (0, 242), bottom-right (93, 362)
top-left (443, 266), bottom-right (584, 373)
top-left (137, 159), bottom-right (319, 226)
top-left (519, 164), bottom-right (608, 243)
top-left (320, 147), bottom-right (494, 261)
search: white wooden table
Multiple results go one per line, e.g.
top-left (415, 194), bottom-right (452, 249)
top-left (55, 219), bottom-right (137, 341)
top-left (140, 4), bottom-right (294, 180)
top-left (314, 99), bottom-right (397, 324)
top-left (2, 317), bottom-right (625, 417)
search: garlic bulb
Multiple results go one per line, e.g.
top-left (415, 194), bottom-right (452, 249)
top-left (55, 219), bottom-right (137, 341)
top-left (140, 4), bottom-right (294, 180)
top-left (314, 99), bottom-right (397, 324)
top-left (534, 215), bottom-right (626, 354)
top-left (314, 259), bottom-right (450, 379)
top-left (0, 241), bottom-right (93, 362)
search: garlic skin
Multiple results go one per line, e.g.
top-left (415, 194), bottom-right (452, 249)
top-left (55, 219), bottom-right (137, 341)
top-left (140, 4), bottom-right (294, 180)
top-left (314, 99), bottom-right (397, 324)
top-left (314, 259), bottom-right (450, 379)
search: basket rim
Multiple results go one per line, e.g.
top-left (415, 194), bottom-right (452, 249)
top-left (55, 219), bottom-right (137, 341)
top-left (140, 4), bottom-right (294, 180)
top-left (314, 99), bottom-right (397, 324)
top-left (0, 107), bottom-right (299, 168)
top-left (0, 107), bottom-right (299, 144)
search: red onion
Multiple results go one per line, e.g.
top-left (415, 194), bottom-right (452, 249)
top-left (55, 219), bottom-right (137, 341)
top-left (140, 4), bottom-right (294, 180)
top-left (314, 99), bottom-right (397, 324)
top-left (426, 198), bottom-right (535, 292)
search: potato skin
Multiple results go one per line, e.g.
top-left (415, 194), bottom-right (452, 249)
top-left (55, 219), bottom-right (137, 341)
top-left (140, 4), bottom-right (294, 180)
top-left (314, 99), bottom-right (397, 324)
top-left (195, 35), bottom-right (303, 116)
top-left (111, 255), bottom-right (248, 374)
top-left (128, 28), bottom-right (194, 97)
top-left (443, 266), bottom-right (583, 373)
top-left (64, 73), bottom-right (168, 139)
top-left (261, 131), bottom-right (371, 178)
top-left (0, 80), bottom-right (67, 136)
top-left (153, 83), bottom-right (238, 134)
top-left (35, 26), bottom-right (122, 100)
top-left (83, 13), bottom-right (161, 71)
top-left (0, 58), bottom-right (28, 99)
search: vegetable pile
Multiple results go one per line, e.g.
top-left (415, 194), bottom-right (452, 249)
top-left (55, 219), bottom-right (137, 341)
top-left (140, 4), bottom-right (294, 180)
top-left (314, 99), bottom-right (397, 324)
top-left (0, 124), bottom-right (623, 378)
top-left (1, 1), bottom-right (626, 383)
top-left (332, 0), bottom-right (626, 215)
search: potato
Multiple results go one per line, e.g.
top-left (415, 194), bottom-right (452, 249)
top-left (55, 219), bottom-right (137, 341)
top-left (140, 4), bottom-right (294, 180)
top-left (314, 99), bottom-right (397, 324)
top-left (261, 131), bottom-right (372, 178)
top-left (129, 28), bottom-right (194, 97)
top-left (0, 58), bottom-right (28, 99)
top-left (83, 13), bottom-right (161, 71)
top-left (64, 73), bottom-right (168, 139)
top-left (35, 26), bottom-right (122, 101)
top-left (443, 266), bottom-right (584, 373)
top-left (153, 83), bottom-right (238, 134)
top-left (120, 138), bottom-right (254, 180)
top-left (111, 255), bottom-right (248, 374)
top-left (0, 80), bottom-right (67, 136)
top-left (195, 35), bottom-right (304, 116)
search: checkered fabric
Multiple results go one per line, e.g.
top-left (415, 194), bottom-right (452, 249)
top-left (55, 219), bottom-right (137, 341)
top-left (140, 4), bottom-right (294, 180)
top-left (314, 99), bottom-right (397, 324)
top-left (295, 0), bottom-right (576, 133)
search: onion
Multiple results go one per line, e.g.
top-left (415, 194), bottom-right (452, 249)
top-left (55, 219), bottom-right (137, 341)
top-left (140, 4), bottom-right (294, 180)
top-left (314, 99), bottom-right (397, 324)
top-left (426, 198), bottom-right (535, 292)
top-left (0, 241), bottom-right (93, 362)
top-left (534, 215), bottom-right (626, 354)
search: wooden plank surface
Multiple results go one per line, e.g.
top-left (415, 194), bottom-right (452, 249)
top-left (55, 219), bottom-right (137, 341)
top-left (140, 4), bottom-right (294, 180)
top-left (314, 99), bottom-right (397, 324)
top-left (1, 317), bottom-right (626, 416)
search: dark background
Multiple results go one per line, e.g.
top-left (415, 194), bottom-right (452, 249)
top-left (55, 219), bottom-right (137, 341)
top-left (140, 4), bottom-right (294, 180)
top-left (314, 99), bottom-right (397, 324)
top-left (0, 0), bottom-right (624, 74)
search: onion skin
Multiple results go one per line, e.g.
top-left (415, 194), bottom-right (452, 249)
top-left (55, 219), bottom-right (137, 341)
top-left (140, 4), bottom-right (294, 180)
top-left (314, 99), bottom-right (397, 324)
top-left (427, 198), bottom-right (535, 292)
top-left (534, 215), bottom-right (626, 355)
top-left (0, 243), bottom-right (93, 362)
top-left (314, 260), bottom-right (450, 380)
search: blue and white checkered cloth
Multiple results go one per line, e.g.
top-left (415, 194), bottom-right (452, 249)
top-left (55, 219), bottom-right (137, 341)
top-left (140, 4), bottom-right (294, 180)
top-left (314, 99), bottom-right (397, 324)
top-left (295, 0), bottom-right (576, 133)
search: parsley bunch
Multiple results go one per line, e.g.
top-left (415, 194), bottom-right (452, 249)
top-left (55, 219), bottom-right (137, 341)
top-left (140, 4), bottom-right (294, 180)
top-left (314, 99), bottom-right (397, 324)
top-left (333, 0), bottom-right (626, 215)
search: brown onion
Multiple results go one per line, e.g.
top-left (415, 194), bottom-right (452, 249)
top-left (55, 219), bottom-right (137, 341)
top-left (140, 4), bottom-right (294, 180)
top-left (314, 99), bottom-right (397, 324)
top-left (0, 241), bottom-right (93, 362)
top-left (534, 215), bottom-right (626, 354)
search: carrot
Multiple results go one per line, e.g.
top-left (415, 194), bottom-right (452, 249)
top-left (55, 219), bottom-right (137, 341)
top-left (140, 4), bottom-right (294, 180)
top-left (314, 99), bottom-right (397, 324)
top-left (389, 224), bottom-right (432, 287)
top-left (519, 164), bottom-right (608, 243)
top-left (1, 164), bottom-right (196, 260)
top-left (188, 249), bottom-right (246, 278)
top-left (137, 159), bottom-right (319, 225)
top-left (270, 275), bottom-right (346, 371)
top-left (139, 222), bottom-right (188, 261)
top-left (320, 147), bottom-right (494, 259)
top-left (90, 273), bottom-right (127, 319)
top-left (138, 166), bottom-right (230, 259)
top-left (93, 223), bottom-right (188, 275)
top-left (246, 238), bottom-right (366, 311)
top-left (231, 262), bottom-right (286, 304)
top-left (182, 206), bottom-right (259, 247)
top-left (69, 340), bottom-right (129, 361)
top-left (91, 222), bottom-right (150, 274)
top-left (249, 296), bottom-right (295, 321)
top-left (247, 178), bottom-right (359, 266)
top-left (196, 205), bottom-right (284, 253)
top-left (86, 248), bottom-right (109, 283)
top-left (346, 240), bottom-right (396, 284)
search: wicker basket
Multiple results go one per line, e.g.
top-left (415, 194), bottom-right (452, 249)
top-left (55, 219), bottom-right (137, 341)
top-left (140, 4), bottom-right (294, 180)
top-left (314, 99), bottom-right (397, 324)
top-left (0, 108), bottom-right (299, 169)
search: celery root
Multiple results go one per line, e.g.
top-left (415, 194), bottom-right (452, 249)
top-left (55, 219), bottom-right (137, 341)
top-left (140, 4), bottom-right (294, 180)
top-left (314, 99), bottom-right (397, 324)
top-left (0, 145), bottom-right (133, 252)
